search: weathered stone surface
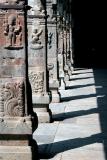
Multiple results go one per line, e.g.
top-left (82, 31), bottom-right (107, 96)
top-left (28, 0), bottom-right (51, 123)
top-left (47, 0), bottom-right (60, 103)
top-left (0, 146), bottom-right (32, 160)
top-left (0, 1), bottom-right (37, 159)
top-left (58, 31), bottom-right (66, 90)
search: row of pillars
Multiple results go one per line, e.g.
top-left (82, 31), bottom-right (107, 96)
top-left (28, 0), bottom-right (74, 123)
top-left (0, 0), bottom-right (73, 159)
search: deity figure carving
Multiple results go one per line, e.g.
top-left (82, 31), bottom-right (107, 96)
top-left (3, 14), bottom-right (23, 49)
top-left (30, 21), bottom-right (43, 50)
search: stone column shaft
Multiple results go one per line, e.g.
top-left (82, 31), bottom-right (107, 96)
top-left (47, 0), bottom-right (60, 103)
top-left (28, 0), bottom-right (51, 123)
top-left (58, 30), bottom-right (66, 90)
top-left (63, 28), bottom-right (70, 81)
top-left (0, 0), bottom-right (37, 159)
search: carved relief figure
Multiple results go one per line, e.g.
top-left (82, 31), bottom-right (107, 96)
top-left (30, 22), bottom-right (43, 50)
top-left (0, 82), bottom-right (24, 117)
top-left (3, 14), bottom-right (23, 48)
top-left (48, 32), bottom-right (53, 49)
top-left (29, 72), bottom-right (44, 95)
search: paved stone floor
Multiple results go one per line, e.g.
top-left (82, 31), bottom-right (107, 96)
top-left (33, 68), bottom-right (107, 160)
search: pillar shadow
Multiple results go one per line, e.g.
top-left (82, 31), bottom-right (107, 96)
top-left (66, 83), bottom-right (95, 90)
top-left (52, 108), bottom-right (98, 121)
top-left (39, 69), bottom-right (107, 159)
top-left (72, 72), bottom-right (93, 75)
top-left (93, 69), bottom-right (107, 160)
top-left (69, 76), bottom-right (94, 81)
top-left (61, 93), bottom-right (97, 102)
top-left (39, 133), bottom-right (105, 159)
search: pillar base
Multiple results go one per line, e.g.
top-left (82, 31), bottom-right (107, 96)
top-left (59, 78), bottom-right (66, 90)
top-left (51, 90), bottom-right (60, 103)
top-left (0, 146), bottom-right (33, 160)
top-left (33, 106), bottom-right (51, 123)
top-left (32, 94), bottom-right (51, 123)
top-left (49, 80), bottom-right (60, 103)
top-left (64, 74), bottom-right (70, 81)
top-left (68, 69), bottom-right (72, 76)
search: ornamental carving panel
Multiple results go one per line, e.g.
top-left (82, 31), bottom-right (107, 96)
top-left (0, 81), bottom-right (24, 117)
top-left (29, 71), bottom-right (44, 94)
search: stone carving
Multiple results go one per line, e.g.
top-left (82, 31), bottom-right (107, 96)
top-left (30, 21), bottom-right (43, 50)
top-left (48, 32), bottom-right (53, 49)
top-left (48, 63), bottom-right (54, 79)
top-left (0, 81), bottom-right (24, 117)
top-left (32, 5), bottom-right (45, 15)
top-left (3, 14), bottom-right (23, 49)
top-left (0, 86), bottom-right (4, 116)
top-left (29, 72), bottom-right (44, 94)
top-left (0, 0), bottom-right (24, 5)
top-left (30, 1), bottom-right (45, 16)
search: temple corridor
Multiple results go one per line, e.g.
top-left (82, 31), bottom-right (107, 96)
top-left (0, 0), bottom-right (107, 159)
top-left (34, 68), bottom-right (107, 160)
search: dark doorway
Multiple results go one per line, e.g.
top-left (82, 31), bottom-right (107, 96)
top-left (71, 0), bottom-right (107, 68)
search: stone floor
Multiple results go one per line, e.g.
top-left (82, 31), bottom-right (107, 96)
top-left (33, 68), bottom-right (107, 160)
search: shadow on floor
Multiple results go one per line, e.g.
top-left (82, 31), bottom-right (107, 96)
top-left (69, 76), bottom-right (94, 81)
top-left (61, 94), bottom-right (97, 102)
top-left (66, 83), bottom-right (95, 90)
top-left (93, 69), bottom-right (107, 160)
top-left (39, 69), bottom-right (107, 160)
top-left (52, 108), bottom-right (98, 121)
top-left (39, 133), bottom-right (106, 159)
top-left (72, 71), bottom-right (93, 75)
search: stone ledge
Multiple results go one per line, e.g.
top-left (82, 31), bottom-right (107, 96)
top-left (32, 94), bottom-right (50, 104)
top-left (0, 146), bottom-right (32, 160)
top-left (0, 116), bottom-right (32, 134)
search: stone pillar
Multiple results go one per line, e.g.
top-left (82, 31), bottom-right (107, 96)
top-left (69, 14), bottom-right (74, 72)
top-left (67, 0), bottom-right (74, 73)
top-left (63, 6), bottom-right (71, 81)
top-left (0, 0), bottom-right (37, 159)
top-left (66, 21), bottom-right (73, 76)
top-left (63, 27), bottom-right (70, 81)
top-left (58, 29), bottom-right (66, 90)
top-left (47, 0), bottom-right (60, 103)
top-left (28, 0), bottom-right (51, 123)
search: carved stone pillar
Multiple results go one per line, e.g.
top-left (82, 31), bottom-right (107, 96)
top-left (47, 0), bottom-right (60, 103)
top-left (63, 28), bottom-right (70, 81)
top-left (58, 30), bottom-right (66, 90)
top-left (66, 24), bottom-right (73, 76)
top-left (0, 0), bottom-right (37, 159)
top-left (70, 20), bottom-right (74, 72)
top-left (28, 0), bottom-right (51, 123)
